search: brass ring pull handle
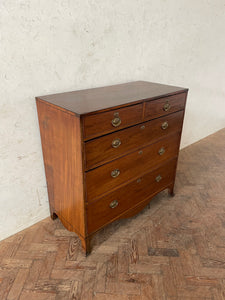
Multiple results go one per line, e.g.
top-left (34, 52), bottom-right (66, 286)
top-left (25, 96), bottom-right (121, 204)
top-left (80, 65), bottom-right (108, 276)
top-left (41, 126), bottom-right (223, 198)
top-left (155, 175), bottom-right (162, 182)
top-left (111, 113), bottom-right (121, 127)
top-left (158, 147), bottom-right (165, 155)
top-left (163, 102), bottom-right (171, 112)
top-left (111, 169), bottom-right (120, 178)
top-left (112, 138), bottom-right (121, 148)
top-left (161, 121), bottom-right (168, 130)
top-left (110, 200), bottom-right (118, 209)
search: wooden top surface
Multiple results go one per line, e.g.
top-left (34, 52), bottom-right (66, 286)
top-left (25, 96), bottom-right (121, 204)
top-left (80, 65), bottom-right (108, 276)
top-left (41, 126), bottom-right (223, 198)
top-left (37, 81), bottom-right (188, 115)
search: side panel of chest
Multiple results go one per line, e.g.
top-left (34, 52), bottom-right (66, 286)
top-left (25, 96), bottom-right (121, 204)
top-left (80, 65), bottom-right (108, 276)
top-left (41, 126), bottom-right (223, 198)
top-left (36, 100), bottom-right (86, 238)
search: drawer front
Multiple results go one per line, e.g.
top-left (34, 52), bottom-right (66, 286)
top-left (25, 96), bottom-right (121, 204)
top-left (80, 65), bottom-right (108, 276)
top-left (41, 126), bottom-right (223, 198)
top-left (86, 133), bottom-right (180, 201)
top-left (144, 93), bottom-right (186, 120)
top-left (85, 110), bottom-right (184, 170)
top-left (87, 158), bottom-right (177, 233)
top-left (83, 104), bottom-right (143, 140)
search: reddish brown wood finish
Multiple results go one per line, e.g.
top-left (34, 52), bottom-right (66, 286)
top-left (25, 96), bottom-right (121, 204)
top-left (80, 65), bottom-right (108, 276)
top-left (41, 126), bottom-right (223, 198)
top-left (86, 133), bottom-right (180, 201)
top-left (83, 103), bottom-right (143, 139)
top-left (36, 100), bottom-right (87, 249)
top-left (85, 110), bottom-right (184, 170)
top-left (37, 81), bottom-right (187, 115)
top-left (144, 92), bottom-right (186, 120)
top-left (87, 158), bottom-right (177, 233)
top-left (36, 81), bottom-right (188, 255)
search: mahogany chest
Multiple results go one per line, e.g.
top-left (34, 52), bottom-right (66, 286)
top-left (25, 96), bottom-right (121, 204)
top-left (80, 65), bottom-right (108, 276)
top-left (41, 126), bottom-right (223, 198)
top-left (36, 81), bottom-right (188, 255)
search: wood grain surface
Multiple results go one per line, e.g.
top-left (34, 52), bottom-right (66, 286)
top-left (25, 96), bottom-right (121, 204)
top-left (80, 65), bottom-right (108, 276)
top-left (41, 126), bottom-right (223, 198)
top-left (37, 81), bottom-right (187, 115)
top-left (83, 103), bottom-right (143, 139)
top-left (85, 110), bottom-right (184, 170)
top-left (86, 134), bottom-right (180, 201)
top-left (36, 100), bottom-right (86, 239)
top-left (144, 92), bottom-right (186, 120)
top-left (87, 158), bottom-right (177, 233)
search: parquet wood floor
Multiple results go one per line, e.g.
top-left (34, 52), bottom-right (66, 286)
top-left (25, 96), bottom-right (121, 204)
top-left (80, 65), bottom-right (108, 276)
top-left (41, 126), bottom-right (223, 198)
top-left (1, 128), bottom-right (225, 300)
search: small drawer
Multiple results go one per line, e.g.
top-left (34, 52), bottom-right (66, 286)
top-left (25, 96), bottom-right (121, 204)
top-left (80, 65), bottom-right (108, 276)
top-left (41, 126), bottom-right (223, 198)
top-left (83, 103), bottom-right (143, 140)
top-left (144, 93), bottom-right (186, 120)
top-left (85, 110), bottom-right (184, 170)
top-left (86, 133), bottom-right (180, 201)
top-left (87, 158), bottom-right (177, 233)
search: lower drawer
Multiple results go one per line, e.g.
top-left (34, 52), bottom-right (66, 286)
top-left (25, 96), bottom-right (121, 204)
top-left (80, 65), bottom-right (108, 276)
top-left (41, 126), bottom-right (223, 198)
top-left (87, 158), bottom-right (177, 234)
top-left (86, 133), bottom-right (180, 201)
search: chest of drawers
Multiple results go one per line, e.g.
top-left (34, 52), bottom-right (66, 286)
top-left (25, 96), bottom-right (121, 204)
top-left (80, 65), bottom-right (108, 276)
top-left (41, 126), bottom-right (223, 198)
top-left (36, 81), bottom-right (188, 255)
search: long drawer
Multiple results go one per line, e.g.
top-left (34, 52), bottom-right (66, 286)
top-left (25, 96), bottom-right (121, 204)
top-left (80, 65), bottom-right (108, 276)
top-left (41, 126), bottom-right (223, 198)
top-left (86, 133), bottom-right (180, 201)
top-left (87, 158), bottom-right (177, 233)
top-left (85, 110), bottom-right (184, 170)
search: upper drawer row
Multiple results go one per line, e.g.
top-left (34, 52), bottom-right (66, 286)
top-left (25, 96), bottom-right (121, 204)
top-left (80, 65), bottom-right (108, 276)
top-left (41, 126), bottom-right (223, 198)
top-left (82, 92), bottom-right (187, 140)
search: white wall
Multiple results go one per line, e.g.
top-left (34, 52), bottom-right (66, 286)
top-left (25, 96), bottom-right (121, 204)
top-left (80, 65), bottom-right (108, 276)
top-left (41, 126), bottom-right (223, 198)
top-left (0, 0), bottom-right (225, 241)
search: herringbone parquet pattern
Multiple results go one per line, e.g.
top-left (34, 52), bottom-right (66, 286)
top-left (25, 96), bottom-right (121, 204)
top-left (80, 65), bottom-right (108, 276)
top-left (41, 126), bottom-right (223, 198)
top-left (1, 128), bottom-right (225, 300)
